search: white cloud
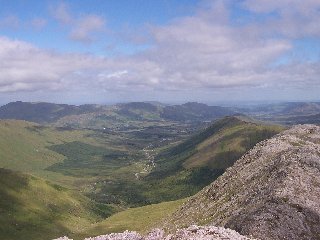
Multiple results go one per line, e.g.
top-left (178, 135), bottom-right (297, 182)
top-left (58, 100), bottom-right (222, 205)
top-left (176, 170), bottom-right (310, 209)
top-left (51, 2), bottom-right (106, 43)
top-left (0, 0), bottom-right (319, 101)
top-left (243, 0), bottom-right (320, 38)
top-left (98, 70), bottom-right (128, 80)
top-left (70, 15), bottom-right (105, 43)
top-left (0, 37), bottom-right (105, 92)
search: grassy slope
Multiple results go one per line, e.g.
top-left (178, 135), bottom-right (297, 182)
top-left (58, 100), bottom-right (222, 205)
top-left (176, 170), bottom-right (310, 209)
top-left (0, 120), bottom-right (141, 187)
top-left (0, 120), bottom-right (192, 207)
top-left (183, 120), bottom-right (283, 169)
top-left (75, 199), bottom-right (185, 239)
top-left (0, 168), bottom-right (115, 240)
top-left (0, 120), bottom-right (99, 183)
top-left (154, 116), bottom-right (283, 172)
top-left (142, 117), bottom-right (284, 202)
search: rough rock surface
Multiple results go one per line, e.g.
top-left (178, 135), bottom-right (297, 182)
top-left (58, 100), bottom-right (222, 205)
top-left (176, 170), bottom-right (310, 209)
top-left (54, 225), bottom-right (254, 240)
top-left (164, 124), bottom-right (320, 240)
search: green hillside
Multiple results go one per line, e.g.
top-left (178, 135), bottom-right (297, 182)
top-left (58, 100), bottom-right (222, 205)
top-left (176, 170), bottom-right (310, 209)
top-left (141, 117), bottom-right (284, 202)
top-left (0, 120), bottom-right (191, 207)
top-left (75, 198), bottom-right (185, 239)
top-left (95, 117), bottom-right (284, 206)
top-left (0, 168), bottom-right (115, 240)
top-left (0, 101), bottom-right (101, 124)
top-left (0, 117), bottom-right (283, 208)
top-left (0, 120), bottom-right (135, 186)
top-left (154, 116), bottom-right (283, 173)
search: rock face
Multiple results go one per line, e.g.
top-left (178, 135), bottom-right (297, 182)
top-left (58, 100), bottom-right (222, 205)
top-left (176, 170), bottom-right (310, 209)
top-left (164, 225), bottom-right (255, 240)
top-left (74, 225), bottom-right (253, 240)
top-left (164, 124), bottom-right (320, 240)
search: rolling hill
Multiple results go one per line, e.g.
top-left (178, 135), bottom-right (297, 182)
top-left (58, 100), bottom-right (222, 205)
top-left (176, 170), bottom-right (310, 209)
top-left (0, 101), bottom-right (236, 129)
top-left (0, 119), bottom-right (139, 185)
top-left (239, 102), bottom-right (320, 125)
top-left (160, 102), bottom-right (235, 122)
top-left (0, 168), bottom-right (115, 240)
top-left (281, 113), bottom-right (320, 125)
top-left (0, 101), bottom-right (102, 124)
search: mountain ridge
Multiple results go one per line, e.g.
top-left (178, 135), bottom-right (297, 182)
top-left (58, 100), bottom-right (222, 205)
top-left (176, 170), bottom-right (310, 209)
top-left (0, 101), bottom-right (235, 126)
top-left (163, 124), bottom-right (320, 240)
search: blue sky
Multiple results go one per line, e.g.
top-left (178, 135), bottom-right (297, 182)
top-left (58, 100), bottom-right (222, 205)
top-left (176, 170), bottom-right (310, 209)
top-left (0, 0), bottom-right (198, 54)
top-left (0, 0), bottom-right (319, 104)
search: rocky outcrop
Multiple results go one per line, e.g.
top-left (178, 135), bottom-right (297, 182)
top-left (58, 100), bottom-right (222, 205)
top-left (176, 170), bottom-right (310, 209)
top-left (54, 225), bottom-right (255, 240)
top-left (164, 124), bottom-right (320, 240)
top-left (163, 225), bottom-right (255, 240)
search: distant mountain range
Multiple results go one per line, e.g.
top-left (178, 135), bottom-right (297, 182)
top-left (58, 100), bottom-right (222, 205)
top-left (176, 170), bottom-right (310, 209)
top-left (0, 101), bottom-right (101, 124)
top-left (237, 102), bottom-right (320, 125)
top-left (160, 102), bottom-right (235, 122)
top-left (0, 101), bottom-right (237, 127)
top-left (1, 101), bottom-right (320, 127)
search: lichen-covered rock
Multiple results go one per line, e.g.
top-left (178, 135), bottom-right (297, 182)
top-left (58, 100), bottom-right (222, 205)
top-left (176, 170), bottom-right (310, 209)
top-left (84, 230), bottom-right (143, 240)
top-left (79, 225), bottom-right (254, 240)
top-left (165, 225), bottom-right (255, 240)
top-left (164, 124), bottom-right (320, 240)
top-left (53, 237), bottom-right (73, 240)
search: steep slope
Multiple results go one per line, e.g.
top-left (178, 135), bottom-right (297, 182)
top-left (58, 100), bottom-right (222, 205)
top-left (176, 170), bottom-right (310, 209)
top-left (0, 168), bottom-right (115, 240)
top-left (154, 117), bottom-right (281, 174)
top-left (164, 124), bottom-right (320, 240)
top-left (139, 117), bottom-right (282, 203)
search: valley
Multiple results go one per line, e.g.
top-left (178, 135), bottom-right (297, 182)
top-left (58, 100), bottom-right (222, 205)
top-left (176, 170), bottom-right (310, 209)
top-left (0, 100), bottom-right (319, 240)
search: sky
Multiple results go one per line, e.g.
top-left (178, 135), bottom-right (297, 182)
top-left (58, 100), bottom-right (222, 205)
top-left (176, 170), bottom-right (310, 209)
top-left (0, 0), bottom-right (319, 105)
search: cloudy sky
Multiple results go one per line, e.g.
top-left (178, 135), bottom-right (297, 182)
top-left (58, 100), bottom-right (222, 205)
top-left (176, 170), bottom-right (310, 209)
top-left (0, 0), bottom-right (319, 104)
